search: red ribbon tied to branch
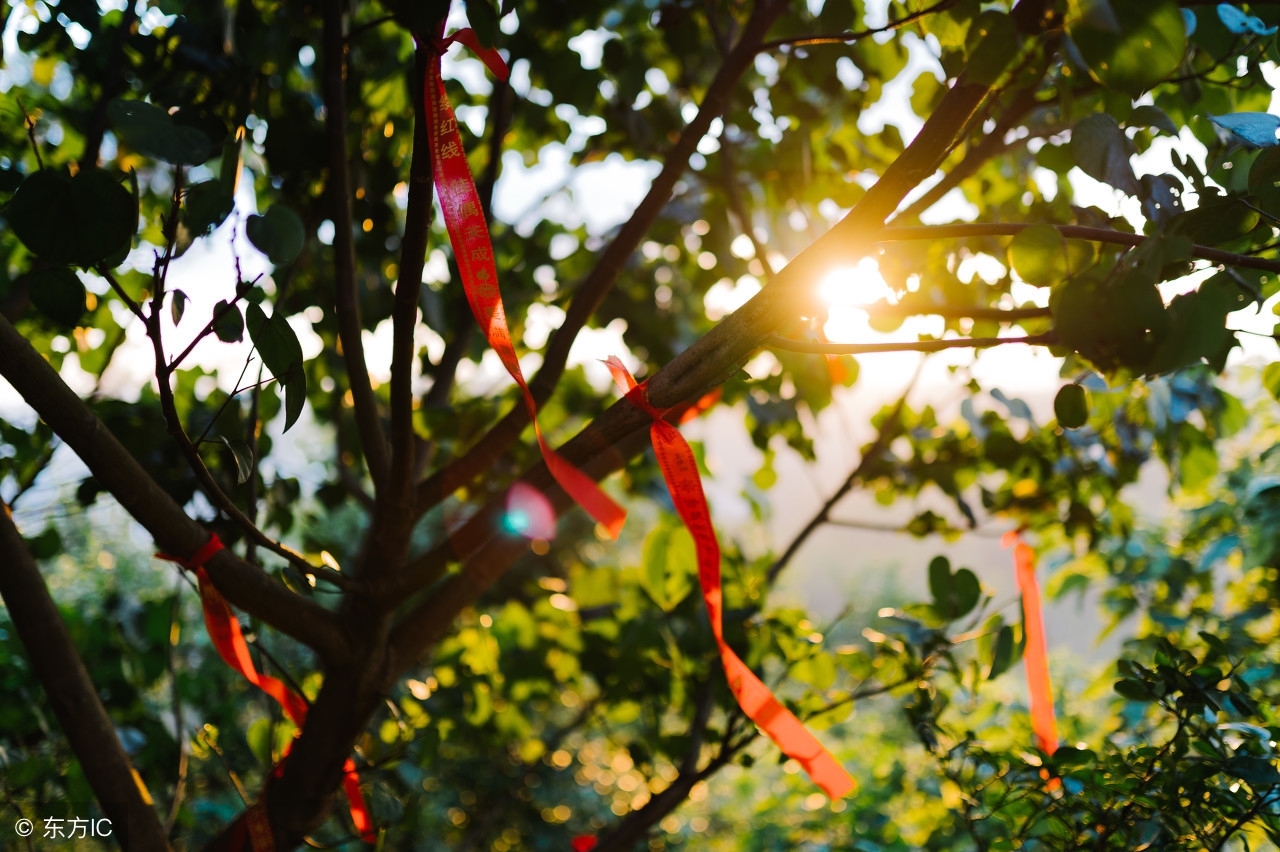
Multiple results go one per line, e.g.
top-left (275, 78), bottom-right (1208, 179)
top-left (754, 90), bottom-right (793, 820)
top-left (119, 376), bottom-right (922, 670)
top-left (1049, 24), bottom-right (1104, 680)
top-left (604, 357), bottom-right (855, 799)
top-left (1001, 531), bottom-right (1059, 758)
top-left (157, 536), bottom-right (374, 848)
top-left (423, 24), bottom-right (626, 539)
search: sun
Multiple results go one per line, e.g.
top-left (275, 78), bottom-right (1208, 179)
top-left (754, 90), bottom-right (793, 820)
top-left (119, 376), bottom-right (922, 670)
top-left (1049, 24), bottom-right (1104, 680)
top-left (817, 258), bottom-right (896, 344)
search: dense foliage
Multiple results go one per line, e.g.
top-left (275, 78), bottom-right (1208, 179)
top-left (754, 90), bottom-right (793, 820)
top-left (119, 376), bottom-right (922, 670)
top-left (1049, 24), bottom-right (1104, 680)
top-left (5, 0), bottom-right (1280, 849)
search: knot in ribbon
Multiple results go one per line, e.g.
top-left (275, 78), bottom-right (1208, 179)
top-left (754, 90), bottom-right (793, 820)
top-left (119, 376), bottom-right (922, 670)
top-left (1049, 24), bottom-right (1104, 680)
top-left (420, 22), bottom-right (625, 539)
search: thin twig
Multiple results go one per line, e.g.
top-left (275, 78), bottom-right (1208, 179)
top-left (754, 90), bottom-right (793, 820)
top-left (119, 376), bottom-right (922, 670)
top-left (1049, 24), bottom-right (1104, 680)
top-left (759, 0), bottom-right (959, 52)
top-left (876, 224), bottom-right (1280, 276)
top-left (767, 365), bottom-right (922, 586)
top-left (16, 96), bottom-right (44, 170)
top-left (95, 265), bottom-right (147, 323)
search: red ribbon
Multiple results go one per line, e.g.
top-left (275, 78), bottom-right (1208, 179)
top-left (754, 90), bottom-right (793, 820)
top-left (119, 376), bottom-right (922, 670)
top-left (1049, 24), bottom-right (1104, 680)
top-left (1002, 532), bottom-right (1059, 758)
top-left (604, 357), bottom-right (855, 799)
top-left (157, 535), bottom-right (374, 847)
top-left (423, 24), bottom-right (626, 539)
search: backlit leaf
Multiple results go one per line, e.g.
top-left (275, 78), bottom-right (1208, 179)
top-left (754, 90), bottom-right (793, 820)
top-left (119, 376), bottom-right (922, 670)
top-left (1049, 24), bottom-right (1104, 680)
top-left (245, 303), bottom-right (306, 431)
top-left (1054, 383), bottom-right (1090, 429)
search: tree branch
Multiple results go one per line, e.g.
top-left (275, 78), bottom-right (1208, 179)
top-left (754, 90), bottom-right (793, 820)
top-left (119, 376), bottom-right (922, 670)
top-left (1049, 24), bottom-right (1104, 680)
top-left (0, 314), bottom-right (350, 663)
top-left (766, 372), bottom-right (918, 586)
top-left (877, 224), bottom-right (1280, 276)
top-left (323, 0), bottom-right (390, 489)
top-left (0, 504), bottom-right (173, 852)
top-left (758, 0), bottom-right (959, 52)
top-left (388, 46), bottom-right (433, 505)
top-left (766, 331), bottom-right (1056, 355)
top-left (413, 0), bottom-right (791, 515)
top-left (892, 87), bottom-right (1045, 223)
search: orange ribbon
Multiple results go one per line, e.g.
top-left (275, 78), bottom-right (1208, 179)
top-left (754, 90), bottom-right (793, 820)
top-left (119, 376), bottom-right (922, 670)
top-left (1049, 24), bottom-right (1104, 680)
top-left (423, 24), bottom-right (626, 538)
top-left (158, 535), bottom-right (374, 847)
top-left (1002, 532), bottom-right (1059, 758)
top-left (604, 358), bottom-right (855, 799)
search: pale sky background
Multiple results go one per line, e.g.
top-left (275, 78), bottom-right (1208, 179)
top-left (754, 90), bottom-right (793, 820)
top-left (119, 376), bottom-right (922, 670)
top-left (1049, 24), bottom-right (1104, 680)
top-left (2, 2), bottom-right (1279, 655)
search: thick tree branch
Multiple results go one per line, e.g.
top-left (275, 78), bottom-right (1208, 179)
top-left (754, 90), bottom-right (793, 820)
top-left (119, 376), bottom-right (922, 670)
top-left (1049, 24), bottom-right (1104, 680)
top-left (892, 87), bottom-right (1045, 223)
top-left (0, 504), bottom-right (173, 852)
top-left (388, 47), bottom-right (433, 504)
top-left (0, 315), bottom-right (350, 663)
top-left (323, 0), bottom-right (390, 489)
top-left (413, 0), bottom-right (791, 514)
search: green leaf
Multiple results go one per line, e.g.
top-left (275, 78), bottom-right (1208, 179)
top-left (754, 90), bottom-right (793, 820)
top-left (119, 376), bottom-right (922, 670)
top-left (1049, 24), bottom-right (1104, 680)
top-left (1249, 146), bottom-right (1280, 191)
top-left (1143, 282), bottom-right (1238, 375)
top-left (213, 300), bottom-right (244, 343)
top-left (1054, 383), bottom-right (1090, 429)
top-left (816, 0), bottom-right (855, 33)
top-left (641, 523), bottom-right (695, 612)
top-left (171, 289), bottom-right (187, 326)
top-left (1069, 0), bottom-right (1186, 97)
top-left (8, 168), bottom-right (135, 267)
top-left (246, 205), bottom-right (306, 265)
top-left (23, 266), bottom-right (87, 328)
top-left (1263, 362), bottom-right (1280, 401)
top-left (1224, 755), bottom-right (1280, 788)
top-left (1114, 677), bottom-right (1156, 701)
top-left (465, 0), bottom-right (500, 47)
top-left (1070, 113), bottom-right (1139, 194)
top-left (1009, 225), bottom-right (1068, 286)
top-left (988, 625), bottom-right (1016, 680)
top-left (245, 303), bottom-right (306, 431)
top-left (183, 180), bottom-right (235, 237)
top-left (108, 99), bottom-right (212, 165)
top-left (929, 556), bottom-right (980, 620)
top-left (1179, 441), bottom-right (1218, 491)
top-left (1173, 197), bottom-right (1260, 246)
top-left (220, 436), bottom-right (254, 485)
top-left (791, 654), bottom-right (837, 691)
top-left (965, 11), bottom-right (1017, 86)
top-left (928, 555), bottom-right (952, 608)
top-left (1127, 104), bottom-right (1178, 135)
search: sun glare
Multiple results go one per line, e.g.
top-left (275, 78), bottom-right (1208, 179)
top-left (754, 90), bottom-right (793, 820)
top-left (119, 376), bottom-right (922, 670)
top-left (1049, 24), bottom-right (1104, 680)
top-left (817, 258), bottom-right (894, 308)
top-left (818, 258), bottom-right (899, 344)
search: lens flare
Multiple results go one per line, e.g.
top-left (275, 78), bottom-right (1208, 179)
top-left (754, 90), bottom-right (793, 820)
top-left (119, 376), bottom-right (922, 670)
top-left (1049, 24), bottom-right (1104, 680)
top-left (503, 481), bottom-right (557, 540)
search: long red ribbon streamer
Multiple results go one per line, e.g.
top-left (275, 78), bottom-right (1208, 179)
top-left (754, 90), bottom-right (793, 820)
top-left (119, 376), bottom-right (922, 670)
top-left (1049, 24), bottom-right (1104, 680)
top-left (423, 25), bottom-right (626, 538)
top-left (157, 536), bottom-right (374, 848)
top-left (1002, 532), bottom-right (1059, 757)
top-left (604, 358), bottom-right (855, 799)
